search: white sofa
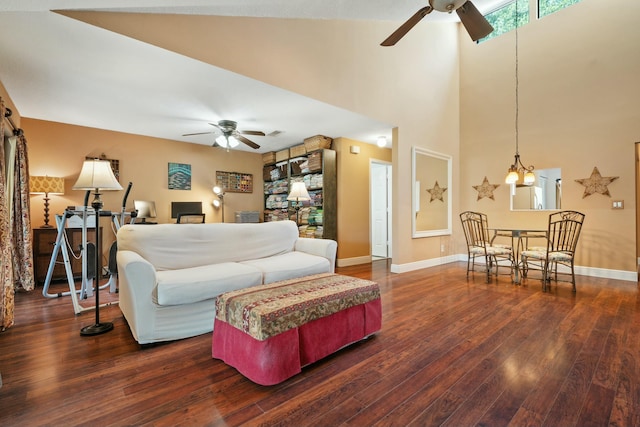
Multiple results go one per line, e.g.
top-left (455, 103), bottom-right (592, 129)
top-left (116, 220), bottom-right (337, 344)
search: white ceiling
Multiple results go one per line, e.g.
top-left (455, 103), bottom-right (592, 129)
top-left (0, 0), bottom-right (508, 153)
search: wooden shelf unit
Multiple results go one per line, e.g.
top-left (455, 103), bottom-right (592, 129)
top-left (263, 148), bottom-right (336, 240)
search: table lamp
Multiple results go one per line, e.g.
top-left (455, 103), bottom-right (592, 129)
top-left (287, 181), bottom-right (310, 225)
top-left (29, 175), bottom-right (65, 228)
top-left (73, 159), bottom-right (122, 336)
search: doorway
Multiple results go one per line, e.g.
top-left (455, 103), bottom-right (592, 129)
top-left (371, 161), bottom-right (392, 259)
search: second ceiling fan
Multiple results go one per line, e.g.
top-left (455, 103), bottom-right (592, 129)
top-left (381, 0), bottom-right (494, 46)
top-left (183, 120), bottom-right (265, 150)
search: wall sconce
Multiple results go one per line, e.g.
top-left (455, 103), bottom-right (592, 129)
top-left (377, 136), bottom-right (387, 147)
top-left (30, 175), bottom-right (65, 228)
top-left (213, 185), bottom-right (225, 222)
top-left (287, 181), bottom-right (310, 225)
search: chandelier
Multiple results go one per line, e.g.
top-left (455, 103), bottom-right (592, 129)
top-left (505, 0), bottom-right (535, 186)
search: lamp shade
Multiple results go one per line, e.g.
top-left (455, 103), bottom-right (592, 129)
top-left (287, 181), bottom-right (310, 201)
top-left (213, 185), bottom-right (224, 196)
top-left (216, 135), bottom-right (239, 148)
top-left (30, 176), bottom-right (65, 195)
top-left (72, 159), bottom-right (123, 191)
top-left (505, 170), bottom-right (519, 184)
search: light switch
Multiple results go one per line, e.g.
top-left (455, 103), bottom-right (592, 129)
top-left (612, 200), bottom-right (624, 209)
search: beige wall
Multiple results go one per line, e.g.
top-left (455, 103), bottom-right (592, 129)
top-left (61, 11), bottom-right (463, 269)
top-left (13, 0), bottom-right (640, 275)
top-left (459, 0), bottom-right (640, 273)
top-left (23, 118), bottom-right (392, 265)
top-left (1, 80), bottom-right (20, 132)
top-left (24, 118), bottom-right (265, 251)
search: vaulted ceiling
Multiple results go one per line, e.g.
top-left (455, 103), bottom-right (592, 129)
top-left (0, 0), bottom-right (508, 153)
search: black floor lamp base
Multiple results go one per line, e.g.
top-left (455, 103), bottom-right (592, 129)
top-left (80, 322), bottom-right (114, 336)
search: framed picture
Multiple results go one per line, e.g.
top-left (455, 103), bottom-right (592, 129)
top-left (215, 171), bottom-right (253, 193)
top-left (168, 162), bottom-right (191, 190)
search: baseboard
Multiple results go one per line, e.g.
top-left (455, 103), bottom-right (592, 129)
top-left (390, 253), bottom-right (637, 282)
top-left (337, 255), bottom-right (374, 268)
top-left (390, 254), bottom-right (462, 274)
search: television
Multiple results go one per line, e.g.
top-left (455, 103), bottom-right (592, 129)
top-left (133, 200), bottom-right (157, 224)
top-left (171, 201), bottom-right (203, 219)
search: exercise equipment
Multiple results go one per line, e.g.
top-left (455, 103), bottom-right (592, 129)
top-left (41, 182), bottom-right (134, 315)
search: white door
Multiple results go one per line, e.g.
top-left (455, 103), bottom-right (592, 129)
top-left (371, 161), bottom-right (392, 258)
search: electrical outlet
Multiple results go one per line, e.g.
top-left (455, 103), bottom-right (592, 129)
top-left (612, 200), bottom-right (624, 209)
top-left (441, 244), bottom-right (445, 253)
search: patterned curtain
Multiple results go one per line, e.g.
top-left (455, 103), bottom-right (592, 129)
top-left (0, 98), bottom-right (14, 330)
top-left (0, 97), bottom-right (33, 331)
top-left (12, 133), bottom-right (34, 292)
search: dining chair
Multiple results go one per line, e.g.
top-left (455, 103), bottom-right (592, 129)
top-left (521, 210), bottom-right (585, 292)
top-left (459, 211), bottom-right (513, 283)
top-left (176, 213), bottom-right (206, 224)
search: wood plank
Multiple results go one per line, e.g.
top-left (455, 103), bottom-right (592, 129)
top-left (1, 261), bottom-right (639, 426)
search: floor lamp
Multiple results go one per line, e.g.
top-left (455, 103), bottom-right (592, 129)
top-left (213, 185), bottom-right (225, 223)
top-left (73, 159), bottom-right (122, 336)
top-left (29, 175), bottom-right (65, 228)
top-left (287, 181), bottom-right (310, 226)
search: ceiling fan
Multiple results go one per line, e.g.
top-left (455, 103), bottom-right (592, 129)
top-left (183, 120), bottom-right (265, 150)
top-left (381, 0), bottom-right (494, 46)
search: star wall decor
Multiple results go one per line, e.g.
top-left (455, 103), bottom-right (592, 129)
top-left (426, 180), bottom-right (447, 202)
top-left (472, 176), bottom-right (500, 201)
top-left (574, 166), bottom-right (619, 198)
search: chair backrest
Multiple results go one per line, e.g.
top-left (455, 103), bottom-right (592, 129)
top-left (460, 211), bottom-right (490, 251)
top-left (546, 210), bottom-right (585, 254)
top-left (176, 213), bottom-right (206, 224)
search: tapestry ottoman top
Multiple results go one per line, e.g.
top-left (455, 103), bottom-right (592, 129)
top-left (214, 272), bottom-right (380, 341)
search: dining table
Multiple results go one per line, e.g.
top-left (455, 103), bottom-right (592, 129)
top-left (490, 227), bottom-right (547, 284)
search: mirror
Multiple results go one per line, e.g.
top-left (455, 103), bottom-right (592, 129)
top-left (412, 147), bottom-right (452, 238)
top-left (510, 168), bottom-right (562, 210)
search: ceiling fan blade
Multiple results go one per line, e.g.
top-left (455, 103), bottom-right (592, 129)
top-left (456, 0), bottom-right (494, 41)
top-left (183, 131), bottom-right (213, 136)
top-left (381, 6), bottom-right (433, 46)
top-left (235, 134), bottom-right (260, 149)
top-left (208, 122), bottom-right (222, 130)
top-left (240, 130), bottom-right (266, 136)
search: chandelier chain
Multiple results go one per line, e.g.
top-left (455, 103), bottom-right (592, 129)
top-left (515, 0), bottom-right (519, 156)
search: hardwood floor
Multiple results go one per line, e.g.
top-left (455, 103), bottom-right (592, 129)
top-left (1, 260), bottom-right (639, 426)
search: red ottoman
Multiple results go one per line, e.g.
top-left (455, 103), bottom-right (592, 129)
top-left (212, 273), bottom-right (382, 385)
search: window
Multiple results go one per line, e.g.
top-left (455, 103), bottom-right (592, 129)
top-left (538, 0), bottom-right (582, 18)
top-left (479, 0), bottom-right (529, 42)
top-left (478, 0), bottom-right (582, 42)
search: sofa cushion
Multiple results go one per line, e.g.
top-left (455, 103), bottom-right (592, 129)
top-left (240, 251), bottom-right (331, 284)
top-left (155, 262), bottom-right (262, 306)
top-left (117, 221), bottom-right (300, 271)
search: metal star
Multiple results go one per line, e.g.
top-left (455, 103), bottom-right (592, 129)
top-left (426, 180), bottom-right (447, 202)
top-left (472, 176), bottom-right (500, 201)
top-left (575, 167), bottom-right (619, 198)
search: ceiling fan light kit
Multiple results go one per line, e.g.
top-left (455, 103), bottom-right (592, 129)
top-left (182, 119), bottom-right (265, 150)
top-left (381, 0), bottom-right (493, 46)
